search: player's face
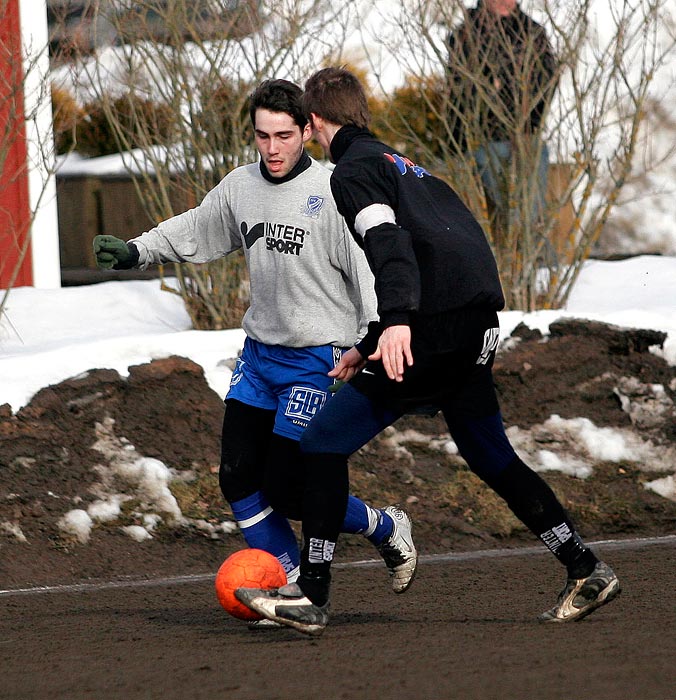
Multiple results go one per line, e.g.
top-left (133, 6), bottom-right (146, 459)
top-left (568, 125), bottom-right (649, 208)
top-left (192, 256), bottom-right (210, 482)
top-left (254, 109), bottom-right (311, 178)
top-left (485, 0), bottom-right (517, 16)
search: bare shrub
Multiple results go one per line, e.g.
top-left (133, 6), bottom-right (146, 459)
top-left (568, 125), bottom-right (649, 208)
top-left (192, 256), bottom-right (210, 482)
top-left (358, 0), bottom-right (676, 310)
top-left (51, 0), bottom-right (359, 329)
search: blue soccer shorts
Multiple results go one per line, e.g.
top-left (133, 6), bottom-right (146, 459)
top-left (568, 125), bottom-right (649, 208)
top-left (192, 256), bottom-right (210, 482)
top-left (225, 337), bottom-right (344, 441)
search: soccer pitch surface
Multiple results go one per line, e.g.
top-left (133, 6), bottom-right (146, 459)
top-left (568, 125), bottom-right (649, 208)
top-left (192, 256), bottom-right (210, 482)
top-left (2, 538), bottom-right (674, 700)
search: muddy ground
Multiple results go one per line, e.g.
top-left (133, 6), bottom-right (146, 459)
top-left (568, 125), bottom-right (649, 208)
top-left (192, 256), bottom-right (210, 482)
top-left (1, 540), bottom-right (674, 700)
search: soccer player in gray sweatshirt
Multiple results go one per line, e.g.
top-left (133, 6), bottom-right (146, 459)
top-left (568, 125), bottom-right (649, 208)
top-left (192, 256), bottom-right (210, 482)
top-left (93, 80), bottom-right (418, 613)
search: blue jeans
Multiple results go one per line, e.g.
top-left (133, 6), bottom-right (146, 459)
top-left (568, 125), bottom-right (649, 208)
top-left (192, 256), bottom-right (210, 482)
top-left (474, 140), bottom-right (549, 226)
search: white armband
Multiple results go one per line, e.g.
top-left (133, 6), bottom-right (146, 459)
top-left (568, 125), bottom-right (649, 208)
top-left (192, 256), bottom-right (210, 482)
top-left (354, 203), bottom-right (397, 238)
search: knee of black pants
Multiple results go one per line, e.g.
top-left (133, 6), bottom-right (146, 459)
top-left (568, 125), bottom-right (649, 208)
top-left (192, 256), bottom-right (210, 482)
top-left (219, 451), bottom-right (262, 502)
top-left (219, 399), bottom-right (274, 503)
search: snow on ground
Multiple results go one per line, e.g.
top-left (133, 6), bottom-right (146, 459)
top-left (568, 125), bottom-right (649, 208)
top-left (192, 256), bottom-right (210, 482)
top-left (0, 278), bottom-right (245, 412)
top-left (2, 256), bottom-right (674, 416)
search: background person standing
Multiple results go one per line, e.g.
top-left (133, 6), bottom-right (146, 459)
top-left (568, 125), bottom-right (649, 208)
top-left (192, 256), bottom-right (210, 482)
top-left (447, 0), bottom-right (558, 246)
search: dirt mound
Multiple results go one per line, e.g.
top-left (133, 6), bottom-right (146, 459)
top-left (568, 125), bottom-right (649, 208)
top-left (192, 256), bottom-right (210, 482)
top-left (1, 319), bottom-right (675, 588)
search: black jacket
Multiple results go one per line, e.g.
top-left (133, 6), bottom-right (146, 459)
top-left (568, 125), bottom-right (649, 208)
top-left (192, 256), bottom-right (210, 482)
top-left (329, 126), bottom-right (505, 355)
top-left (447, 3), bottom-right (557, 148)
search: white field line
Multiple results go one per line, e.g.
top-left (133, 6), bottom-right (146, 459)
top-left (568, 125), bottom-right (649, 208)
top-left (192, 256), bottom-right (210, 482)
top-left (1, 534), bottom-right (674, 598)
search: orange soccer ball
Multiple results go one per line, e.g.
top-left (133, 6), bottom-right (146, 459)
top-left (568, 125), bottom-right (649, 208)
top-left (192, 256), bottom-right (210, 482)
top-left (215, 548), bottom-right (287, 620)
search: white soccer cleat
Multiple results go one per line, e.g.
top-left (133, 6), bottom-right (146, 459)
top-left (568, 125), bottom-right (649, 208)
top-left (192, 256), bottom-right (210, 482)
top-left (235, 583), bottom-right (329, 636)
top-left (539, 561), bottom-right (621, 623)
top-left (376, 505), bottom-right (418, 594)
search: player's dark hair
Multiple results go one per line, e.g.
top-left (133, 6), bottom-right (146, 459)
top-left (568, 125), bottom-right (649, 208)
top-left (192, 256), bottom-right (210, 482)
top-left (302, 67), bottom-right (370, 129)
top-left (248, 79), bottom-right (307, 130)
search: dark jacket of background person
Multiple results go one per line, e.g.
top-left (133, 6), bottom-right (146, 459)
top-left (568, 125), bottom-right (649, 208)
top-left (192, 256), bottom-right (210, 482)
top-left (447, 1), bottom-right (558, 151)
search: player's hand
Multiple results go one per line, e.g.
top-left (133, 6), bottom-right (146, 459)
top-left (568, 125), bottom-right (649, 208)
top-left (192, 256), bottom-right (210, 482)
top-left (93, 235), bottom-right (135, 269)
top-left (328, 346), bottom-right (366, 383)
top-left (368, 325), bottom-right (413, 382)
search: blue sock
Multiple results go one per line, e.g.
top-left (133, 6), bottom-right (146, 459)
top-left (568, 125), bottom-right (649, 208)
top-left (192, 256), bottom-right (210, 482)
top-left (230, 491), bottom-right (300, 582)
top-left (341, 495), bottom-right (393, 545)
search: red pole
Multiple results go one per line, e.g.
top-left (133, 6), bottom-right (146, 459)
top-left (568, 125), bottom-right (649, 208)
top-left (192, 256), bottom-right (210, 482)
top-left (0, 0), bottom-right (32, 288)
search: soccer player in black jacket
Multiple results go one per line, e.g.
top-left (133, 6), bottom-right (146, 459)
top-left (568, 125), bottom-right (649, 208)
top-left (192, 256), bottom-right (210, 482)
top-left (235, 68), bottom-right (620, 636)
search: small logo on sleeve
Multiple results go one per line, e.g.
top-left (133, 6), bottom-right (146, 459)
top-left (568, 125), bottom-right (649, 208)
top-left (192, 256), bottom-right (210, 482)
top-left (384, 153), bottom-right (430, 178)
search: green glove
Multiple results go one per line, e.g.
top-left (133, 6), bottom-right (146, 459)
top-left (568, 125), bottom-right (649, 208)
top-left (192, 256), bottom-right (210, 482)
top-left (93, 235), bottom-right (138, 270)
top-left (328, 379), bottom-right (346, 393)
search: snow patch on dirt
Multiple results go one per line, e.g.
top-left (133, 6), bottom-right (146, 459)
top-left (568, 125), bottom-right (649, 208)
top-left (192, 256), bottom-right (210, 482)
top-left (56, 415), bottom-right (237, 544)
top-left (380, 414), bottom-right (676, 482)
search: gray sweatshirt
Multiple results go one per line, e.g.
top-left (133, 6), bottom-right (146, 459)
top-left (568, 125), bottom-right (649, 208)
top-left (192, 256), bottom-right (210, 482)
top-left (130, 158), bottom-right (377, 348)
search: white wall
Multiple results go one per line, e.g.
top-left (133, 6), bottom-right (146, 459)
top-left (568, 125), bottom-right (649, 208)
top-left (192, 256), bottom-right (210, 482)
top-left (19, 0), bottom-right (61, 288)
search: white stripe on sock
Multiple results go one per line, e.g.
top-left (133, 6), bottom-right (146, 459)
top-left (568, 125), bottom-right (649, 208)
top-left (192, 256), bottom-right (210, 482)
top-left (363, 505), bottom-right (380, 538)
top-left (237, 506), bottom-right (273, 530)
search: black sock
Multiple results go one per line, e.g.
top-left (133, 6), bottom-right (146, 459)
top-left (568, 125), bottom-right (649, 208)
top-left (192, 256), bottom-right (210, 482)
top-left (484, 457), bottom-right (599, 578)
top-left (297, 568), bottom-right (331, 607)
top-left (298, 452), bottom-right (349, 607)
top-left (539, 524), bottom-right (598, 578)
